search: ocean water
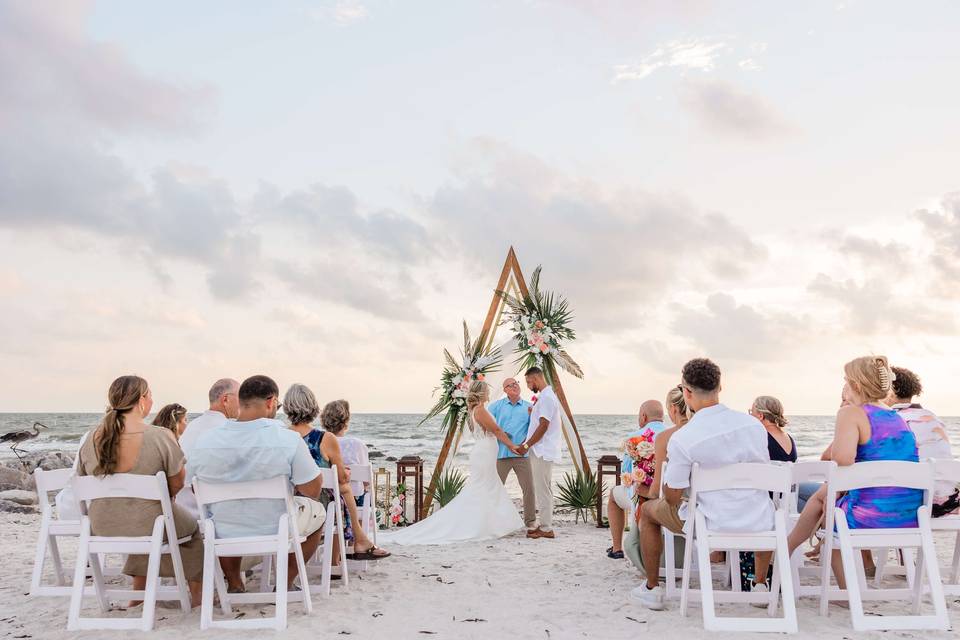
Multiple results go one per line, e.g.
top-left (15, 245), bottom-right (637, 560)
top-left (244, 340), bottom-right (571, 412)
top-left (3, 413), bottom-right (960, 482)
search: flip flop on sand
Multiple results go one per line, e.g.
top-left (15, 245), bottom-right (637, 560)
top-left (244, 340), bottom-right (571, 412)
top-left (348, 546), bottom-right (391, 561)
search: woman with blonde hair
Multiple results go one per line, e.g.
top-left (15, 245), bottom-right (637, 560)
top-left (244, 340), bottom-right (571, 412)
top-left (76, 376), bottom-right (204, 606)
top-left (786, 356), bottom-right (922, 588)
top-left (750, 396), bottom-right (796, 463)
top-left (380, 380), bottom-right (524, 545)
top-left (152, 403), bottom-right (188, 440)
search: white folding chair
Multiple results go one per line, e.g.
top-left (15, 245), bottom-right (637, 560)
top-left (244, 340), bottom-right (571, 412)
top-left (678, 462), bottom-right (797, 633)
top-left (785, 460), bottom-right (835, 597)
top-left (67, 471), bottom-right (192, 631)
top-left (193, 475), bottom-right (312, 631)
top-left (820, 460), bottom-right (949, 631)
top-left (930, 459), bottom-right (960, 598)
top-left (305, 466), bottom-right (349, 595)
top-left (347, 464), bottom-right (376, 573)
top-left (31, 468), bottom-right (78, 596)
top-left (657, 464), bottom-right (735, 602)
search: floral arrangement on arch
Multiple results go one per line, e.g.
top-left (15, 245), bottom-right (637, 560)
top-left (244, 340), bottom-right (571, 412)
top-left (620, 430), bottom-right (656, 491)
top-left (419, 321), bottom-right (504, 435)
top-left (496, 266), bottom-right (583, 379)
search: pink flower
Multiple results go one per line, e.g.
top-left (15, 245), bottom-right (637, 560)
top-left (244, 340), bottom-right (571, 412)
top-left (527, 337), bottom-right (536, 346)
top-left (535, 321), bottom-right (545, 329)
top-left (477, 373), bottom-right (485, 381)
top-left (539, 342), bottom-right (550, 353)
top-left (531, 395), bottom-right (538, 404)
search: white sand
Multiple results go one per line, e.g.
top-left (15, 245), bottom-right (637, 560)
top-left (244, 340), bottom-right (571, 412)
top-left (2, 512), bottom-right (958, 639)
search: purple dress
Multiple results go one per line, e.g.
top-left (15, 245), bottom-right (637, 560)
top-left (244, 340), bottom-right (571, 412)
top-left (836, 404), bottom-right (922, 529)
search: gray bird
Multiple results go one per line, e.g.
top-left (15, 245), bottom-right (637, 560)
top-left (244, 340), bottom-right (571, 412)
top-left (1, 422), bottom-right (48, 462)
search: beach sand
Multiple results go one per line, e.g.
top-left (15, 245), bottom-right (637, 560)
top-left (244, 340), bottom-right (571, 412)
top-left (2, 512), bottom-right (957, 639)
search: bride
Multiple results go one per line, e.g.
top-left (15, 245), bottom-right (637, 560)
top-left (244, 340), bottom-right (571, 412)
top-left (379, 380), bottom-right (524, 545)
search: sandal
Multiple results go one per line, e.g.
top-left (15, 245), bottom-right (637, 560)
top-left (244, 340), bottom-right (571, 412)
top-left (607, 549), bottom-right (624, 559)
top-left (348, 545), bottom-right (391, 561)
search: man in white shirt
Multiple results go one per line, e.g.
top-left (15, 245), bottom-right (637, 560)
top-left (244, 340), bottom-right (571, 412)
top-left (186, 375), bottom-right (323, 593)
top-left (518, 366), bottom-right (563, 539)
top-left (176, 378), bottom-right (239, 517)
top-left (633, 358), bottom-right (773, 611)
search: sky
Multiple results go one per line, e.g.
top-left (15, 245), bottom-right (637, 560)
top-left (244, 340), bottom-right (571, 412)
top-left (1, 0), bottom-right (959, 415)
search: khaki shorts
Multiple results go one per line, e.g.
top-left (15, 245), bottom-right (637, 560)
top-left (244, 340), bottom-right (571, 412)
top-left (647, 497), bottom-right (685, 534)
top-left (294, 496), bottom-right (327, 536)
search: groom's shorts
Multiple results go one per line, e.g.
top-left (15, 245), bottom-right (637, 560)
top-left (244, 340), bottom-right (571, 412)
top-left (646, 497), bottom-right (684, 535)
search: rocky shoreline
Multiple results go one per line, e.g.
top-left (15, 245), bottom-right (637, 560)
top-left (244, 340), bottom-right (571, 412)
top-left (0, 450), bottom-right (74, 514)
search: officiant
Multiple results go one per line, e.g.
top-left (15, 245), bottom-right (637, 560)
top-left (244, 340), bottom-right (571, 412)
top-left (489, 378), bottom-right (537, 534)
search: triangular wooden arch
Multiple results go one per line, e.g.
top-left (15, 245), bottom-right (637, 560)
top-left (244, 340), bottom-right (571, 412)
top-left (421, 246), bottom-right (590, 518)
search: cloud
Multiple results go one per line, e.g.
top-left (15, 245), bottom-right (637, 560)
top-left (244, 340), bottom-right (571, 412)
top-left (307, 1), bottom-right (370, 26)
top-left (670, 292), bottom-right (805, 360)
top-left (427, 139), bottom-right (766, 334)
top-left (679, 79), bottom-right (793, 138)
top-left (738, 58), bottom-right (762, 71)
top-left (612, 38), bottom-right (727, 83)
top-left (809, 273), bottom-right (955, 335)
top-left (916, 191), bottom-right (960, 288)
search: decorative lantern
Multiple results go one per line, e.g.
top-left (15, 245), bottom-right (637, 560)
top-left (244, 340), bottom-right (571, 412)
top-left (396, 455), bottom-right (425, 523)
top-left (596, 454), bottom-right (622, 528)
top-left (374, 467), bottom-right (392, 529)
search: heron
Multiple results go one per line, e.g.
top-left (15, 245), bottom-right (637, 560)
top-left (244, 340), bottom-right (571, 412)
top-left (1, 422), bottom-right (48, 462)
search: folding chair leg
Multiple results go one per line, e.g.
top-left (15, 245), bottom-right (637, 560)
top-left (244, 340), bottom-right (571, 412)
top-left (679, 531), bottom-right (694, 616)
top-left (776, 520), bottom-right (799, 633)
top-left (200, 537), bottom-right (215, 630)
top-left (275, 535), bottom-right (288, 631)
top-left (260, 554), bottom-right (273, 592)
top-left (951, 533), bottom-right (960, 584)
top-left (919, 515), bottom-right (949, 629)
top-left (87, 552), bottom-right (109, 612)
top-left (911, 547), bottom-right (925, 615)
top-left (50, 537), bottom-right (67, 585)
top-left (839, 538), bottom-right (868, 630)
top-left (141, 545), bottom-right (162, 631)
top-left (67, 526), bottom-right (91, 631)
top-left (695, 527), bottom-right (718, 630)
top-left (30, 520), bottom-right (50, 594)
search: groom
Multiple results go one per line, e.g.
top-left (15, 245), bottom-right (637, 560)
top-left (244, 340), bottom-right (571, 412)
top-left (518, 366), bottom-right (562, 540)
top-left (489, 378), bottom-right (537, 535)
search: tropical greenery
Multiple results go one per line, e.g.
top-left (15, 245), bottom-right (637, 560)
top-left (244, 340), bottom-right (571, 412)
top-left (419, 321), bottom-right (503, 436)
top-left (496, 265), bottom-right (583, 379)
top-left (555, 470), bottom-right (599, 524)
top-left (432, 467), bottom-right (467, 508)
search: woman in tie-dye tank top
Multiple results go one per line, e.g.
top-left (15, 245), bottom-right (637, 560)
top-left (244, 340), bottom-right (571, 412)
top-left (787, 355), bottom-right (922, 589)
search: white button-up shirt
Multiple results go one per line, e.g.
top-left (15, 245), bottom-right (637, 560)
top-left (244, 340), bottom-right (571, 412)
top-left (663, 403), bottom-right (773, 532)
top-left (176, 410), bottom-right (230, 517)
top-left (527, 385), bottom-right (563, 463)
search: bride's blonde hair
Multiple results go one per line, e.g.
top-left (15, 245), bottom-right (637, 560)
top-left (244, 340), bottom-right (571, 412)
top-left (465, 380), bottom-right (490, 433)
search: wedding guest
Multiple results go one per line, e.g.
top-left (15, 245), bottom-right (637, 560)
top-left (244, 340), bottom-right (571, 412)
top-left (77, 375), bottom-right (204, 606)
top-left (176, 378), bottom-right (239, 517)
top-left (607, 399), bottom-right (665, 559)
top-left (633, 358), bottom-right (773, 610)
top-left (786, 356), bottom-right (922, 589)
top-left (521, 366), bottom-right (564, 539)
top-left (284, 385), bottom-right (390, 561)
top-left (329, 400), bottom-right (373, 505)
top-left (750, 396), bottom-right (796, 463)
top-left (179, 378), bottom-right (239, 454)
top-left (152, 403), bottom-right (188, 441)
top-left (186, 375), bottom-right (325, 593)
top-left (889, 366), bottom-right (958, 516)
top-left (624, 386), bottom-right (689, 573)
top-left (489, 378), bottom-right (537, 535)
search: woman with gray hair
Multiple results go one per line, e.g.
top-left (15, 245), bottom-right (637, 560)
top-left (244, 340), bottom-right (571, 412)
top-left (284, 384), bottom-right (389, 561)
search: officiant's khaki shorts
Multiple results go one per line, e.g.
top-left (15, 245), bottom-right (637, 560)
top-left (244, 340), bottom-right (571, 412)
top-left (647, 497), bottom-right (684, 535)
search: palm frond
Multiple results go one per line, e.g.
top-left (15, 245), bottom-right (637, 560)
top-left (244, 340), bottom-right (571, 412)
top-left (553, 349), bottom-right (584, 379)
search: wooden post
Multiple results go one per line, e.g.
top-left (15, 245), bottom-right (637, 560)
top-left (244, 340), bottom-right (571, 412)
top-left (596, 454), bottom-right (622, 528)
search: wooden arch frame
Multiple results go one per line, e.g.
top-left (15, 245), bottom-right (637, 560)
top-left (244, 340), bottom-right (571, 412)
top-left (421, 247), bottom-right (590, 518)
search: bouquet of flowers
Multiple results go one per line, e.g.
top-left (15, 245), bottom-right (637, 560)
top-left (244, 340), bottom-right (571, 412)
top-left (496, 266), bottom-right (583, 379)
top-left (389, 486), bottom-right (407, 526)
top-left (620, 430), bottom-right (657, 490)
top-left (419, 321), bottom-right (503, 435)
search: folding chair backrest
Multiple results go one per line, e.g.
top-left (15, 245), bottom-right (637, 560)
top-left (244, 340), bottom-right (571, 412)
top-left (193, 475), bottom-right (290, 506)
top-left (829, 461), bottom-right (934, 500)
top-left (71, 471), bottom-right (169, 513)
top-left (34, 468), bottom-right (74, 516)
top-left (932, 459), bottom-right (960, 486)
top-left (318, 467), bottom-right (339, 498)
top-left (787, 460), bottom-right (835, 513)
top-left (348, 464), bottom-right (372, 484)
top-left (691, 462), bottom-right (792, 497)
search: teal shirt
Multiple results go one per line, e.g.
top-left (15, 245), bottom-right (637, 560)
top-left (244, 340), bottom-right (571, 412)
top-left (489, 396), bottom-right (532, 459)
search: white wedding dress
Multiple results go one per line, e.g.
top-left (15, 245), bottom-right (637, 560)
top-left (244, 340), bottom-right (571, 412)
top-left (379, 418), bottom-right (524, 546)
